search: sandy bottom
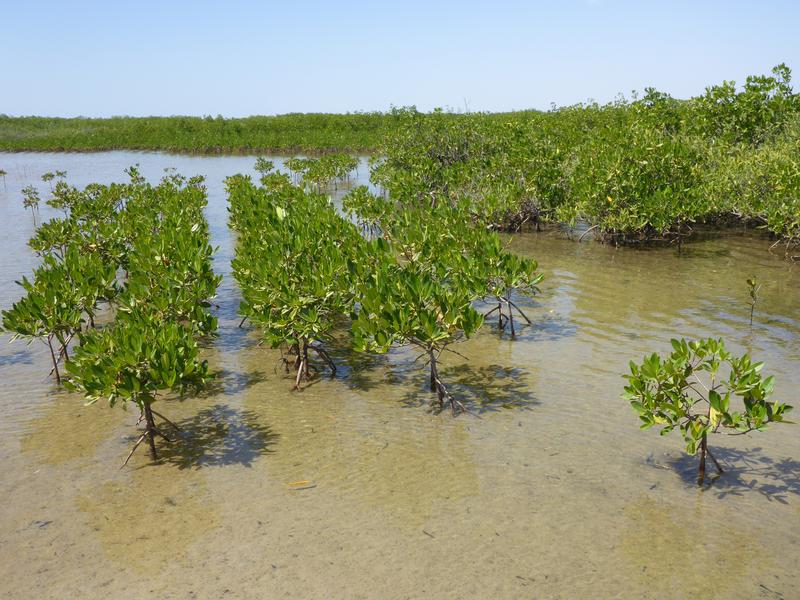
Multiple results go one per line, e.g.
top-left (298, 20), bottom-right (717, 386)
top-left (0, 152), bottom-right (798, 599)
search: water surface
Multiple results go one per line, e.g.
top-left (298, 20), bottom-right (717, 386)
top-left (0, 152), bottom-right (798, 599)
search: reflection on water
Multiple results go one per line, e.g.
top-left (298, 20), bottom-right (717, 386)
top-left (0, 151), bottom-right (798, 599)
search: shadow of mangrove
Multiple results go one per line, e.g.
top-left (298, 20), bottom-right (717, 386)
top-left (335, 349), bottom-right (391, 393)
top-left (477, 300), bottom-right (577, 343)
top-left (195, 368), bottom-right (268, 398)
top-left (524, 314), bottom-right (578, 342)
top-left (657, 446), bottom-right (800, 503)
top-left (152, 404), bottom-right (278, 470)
top-left (0, 349), bottom-right (34, 367)
top-left (398, 363), bottom-right (540, 414)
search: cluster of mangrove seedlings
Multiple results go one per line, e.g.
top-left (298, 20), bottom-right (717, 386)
top-left (229, 163), bottom-right (542, 414)
top-left (0, 162), bottom-right (792, 483)
top-left (283, 153), bottom-right (359, 190)
top-left (1, 169), bottom-right (220, 462)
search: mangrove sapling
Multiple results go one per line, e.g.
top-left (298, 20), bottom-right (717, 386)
top-left (46, 179), bottom-right (87, 217)
top-left (468, 233), bottom-right (543, 338)
top-left (353, 259), bottom-right (484, 415)
top-left (254, 157), bottom-right (275, 176)
top-left (41, 171), bottom-right (55, 191)
top-left (65, 318), bottom-right (212, 463)
top-left (342, 186), bottom-right (394, 239)
top-left (21, 185), bottom-right (41, 225)
top-left (284, 157), bottom-right (311, 184)
top-left (747, 276), bottom-right (761, 326)
top-left (623, 338), bottom-right (792, 485)
top-left (1, 260), bottom-right (85, 382)
top-left (28, 217), bottom-right (80, 260)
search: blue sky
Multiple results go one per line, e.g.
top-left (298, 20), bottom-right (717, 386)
top-left (2, 0), bottom-right (798, 117)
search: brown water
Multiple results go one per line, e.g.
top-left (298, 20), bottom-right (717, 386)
top-left (0, 152), bottom-right (798, 600)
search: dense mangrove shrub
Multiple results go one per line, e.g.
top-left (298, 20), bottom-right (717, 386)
top-left (690, 63), bottom-right (798, 147)
top-left (704, 116), bottom-right (800, 253)
top-left (624, 338), bottom-right (792, 485)
top-left (229, 173), bottom-right (366, 388)
top-left (561, 121), bottom-right (707, 242)
top-left (0, 112), bottom-right (390, 153)
top-left (368, 65), bottom-right (800, 249)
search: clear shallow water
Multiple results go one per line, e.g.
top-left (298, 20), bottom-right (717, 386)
top-left (0, 152), bottom-right (798, 600)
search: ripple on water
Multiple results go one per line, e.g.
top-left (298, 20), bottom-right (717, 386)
top-left (0, 153), bottom-right (798, 599)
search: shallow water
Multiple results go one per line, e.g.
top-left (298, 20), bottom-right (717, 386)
top-left (0, 152), bottom-right (798, 600)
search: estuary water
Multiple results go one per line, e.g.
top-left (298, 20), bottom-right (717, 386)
top-left (0, 152), bottom-right (798, 599)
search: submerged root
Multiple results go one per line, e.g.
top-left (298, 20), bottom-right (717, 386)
top-left (290, 338), bottom-right (336, 390)
top-left (123, 405), bottom-right (179, 467)
top-left (697, 438), bottom-right (725, 485)
top-left (121, 433), bottom-right (148, 468)
top-left (484, 297), bottom-right (532, 337)
top-left (427, 347), bottom-right (473, 417)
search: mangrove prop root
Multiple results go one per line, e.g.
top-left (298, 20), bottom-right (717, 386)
top-left (121, 433), bottom-right (148, 468)
top-left (290, 339), bottom-right (337, 389)
top-left (508, 300), bottom-right (532, 324)
top-left (487, 299), bottom-right (532, 334)
top-left (47, 332), bottom-right (77, 378)
top-left (294, 357), bottom-right (306, 390)
top-left (428, 348), bottom-right (468, 416)
top-left (150, 409), bottom-right (182, 432)
top-left (152, 426), bottom-right (172, 443)
top-left (309, 344), bottom-right (337, 375)
top-left (47, 336), bottom-right (61, 384)
top-left (507, 293), bottom-right (516, 339)
top-left (144, 404), bottom-right (158, 461)
top-left (706, 446), bottom-right (724, 475)
top-left (124, 407), bottom-right (179, 466)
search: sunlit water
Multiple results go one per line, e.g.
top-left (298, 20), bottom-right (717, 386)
top-left (0, 152), bottom-right (798, 599)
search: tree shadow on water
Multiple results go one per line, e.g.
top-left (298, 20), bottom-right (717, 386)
top-left (479, 301), bottom-right (577, 343)
top-left (150, 404), bottom-right (278, 469)
top-left (399, 363), bottom-right (540, 414)
top-left (337, 350), bottom-right (391, 393)
top-left (0, 349), bottom-right (34, 367)
top-left (658, 446), bottom-right (800, 503)
top-left (195, 368), bottom-right (267, 398)
top-left (524, 314), bottom-right (578, 342)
